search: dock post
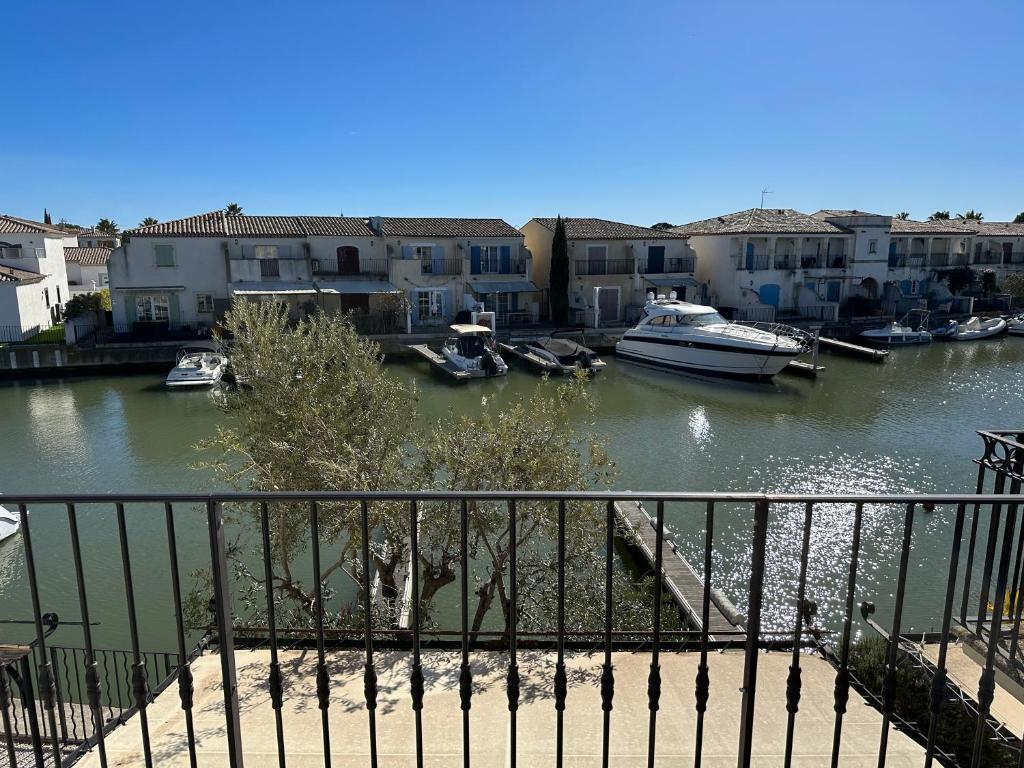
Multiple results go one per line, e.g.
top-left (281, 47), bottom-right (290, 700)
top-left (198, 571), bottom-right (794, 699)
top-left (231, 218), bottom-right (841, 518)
top-left (812, 329), bottom-right (820, 370)
top-left (737, 499), bottom-right (769, 767)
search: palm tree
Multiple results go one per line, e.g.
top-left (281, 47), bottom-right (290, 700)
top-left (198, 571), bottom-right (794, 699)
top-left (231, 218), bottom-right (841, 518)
top-left (96, 218), bottom-right (120, 235)
top-left (1013, 212), bottom-right (1024, 224)
top-left (957, 210), bottom-right (983, 221)
top-left (225, 203), bottom-right (243, 215)
top-left (139, 217), bottom-right (158, 226)
top-left (928, 211), bottom-right (951, 221)
top-left (895, 212), bottom-right (910, 220)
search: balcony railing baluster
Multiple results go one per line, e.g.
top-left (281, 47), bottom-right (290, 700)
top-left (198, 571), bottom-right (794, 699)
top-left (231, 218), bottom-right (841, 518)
top-left (459, 498), bottom-right (472, 768)
top-left (555, 499), bottom-right (567, 768)
top-left (923, 502), bottom-right (967, 767)
top-left (0, 659), bottom-right (15, 766)
top-left (694, 501), bottom-right (714, 768)
top-left (961, 463), bottom-right (988, 625)
top-left (876, 503), bottom-right (916, 766)
top-left (359, 500), bottom-right (379, 768)
top-left (68, 502), bottom-right (110, 767)
top-left (737, 500), bottom-right (769, 765)
top-left (601, 500), bottom-right (615, 768)
top-left (976, 472), bottom-right (1007, 634)
top-left (783, 502), bottom-right (813, 767)
top-left (309, 501), bottom-right (332, 765)
top-left (258, 502), bottom-right (286, 768)
top-left (831, 502), bottom-right (863, 767)
top-left (507, 499), bottom-right (519, 768)
top-left (647, 501), bottom-right (665, 767)
top-left (409, 499), bottom-right (425, 768)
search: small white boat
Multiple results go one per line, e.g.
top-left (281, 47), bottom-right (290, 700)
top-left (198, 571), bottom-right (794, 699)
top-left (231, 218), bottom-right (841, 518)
top-left (615, 296), bottom-right (804, 380)
top-left (0, 505), bottom-right (20, 543)
top-left (861, 310), bottom-right (933, 346)
top-left (1008, 314), bottom-right (1024, 336)
top-left (166, 345), bottom-right (228, 388)
top-left (932, 316), bottom-right (1007, 341)
top-left (441, 324), bottom-right (508, 378)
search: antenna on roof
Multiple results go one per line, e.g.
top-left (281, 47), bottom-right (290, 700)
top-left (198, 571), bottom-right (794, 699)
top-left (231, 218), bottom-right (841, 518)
top-left (759, 188), bottom-right (773, 209)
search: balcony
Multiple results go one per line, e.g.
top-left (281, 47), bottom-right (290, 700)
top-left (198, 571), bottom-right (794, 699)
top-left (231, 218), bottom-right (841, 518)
top-left (259, 259), bottom-right (280, 278)
top-left (639, 256), bottom-right (695, 274)
top-left (773, 255), bottom-right (798, 270)
top-left (737, 254), bottom-right (770, 271)
top-left (0, 246), bottom-right (23, 260)
top-left (312, 257), bottom-right (389, 277)
top-left (575, 259), bottom-right (634, 276)
top-left (778, 303), bottom-right (840, 322)
top-left (6, 427), bottom-right (1024, 768)
top-left (974, 254), bottom-right (1003, 266)
top-left (421, 258), bottom-right (463, 276)
top-left (800, 255), bottom-right (847, 270)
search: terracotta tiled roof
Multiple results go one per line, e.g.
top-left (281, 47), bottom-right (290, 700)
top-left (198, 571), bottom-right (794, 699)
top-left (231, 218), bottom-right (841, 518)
top-left (814, 209), bottom-right (889, 219)
top-left (127, 211), bottom-right (230, 238)
top-left (0, 214), bottom-right (69, 236)
top-left (64, 246), bottom-right (112, 266)
top-left (530, 217), bottom-right (687, 240)
top-left (0, 264), bottom-right (45, 284)
top-left (671, 208), bottom-right (847, 236)
top-left (973, 221), bottom-right (1024, 237)
top-left (376, 217), bottom-right (522, 238)
top-left (889, 218), bottom-right (976, 235)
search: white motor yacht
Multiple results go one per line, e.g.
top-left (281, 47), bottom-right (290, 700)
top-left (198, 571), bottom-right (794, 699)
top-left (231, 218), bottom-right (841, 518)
top-left (861, 310), bottom-right (933, 346)
top-left (615, 297), bottom-right (804, 380)
top-left (0, 505), bottom-right (19, 543)
top-left (932, 316), bottom-right (1007, 341)
top-left (441, 324), bottom-right (509, 378)
top-left (1008, 314), bottom-right (1024, 336)
top-left (166, 345), bottom-right (229, 388)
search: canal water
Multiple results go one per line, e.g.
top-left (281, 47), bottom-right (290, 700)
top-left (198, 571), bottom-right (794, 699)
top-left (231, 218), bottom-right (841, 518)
top-left (0, 337), bottom-right (1021, 654)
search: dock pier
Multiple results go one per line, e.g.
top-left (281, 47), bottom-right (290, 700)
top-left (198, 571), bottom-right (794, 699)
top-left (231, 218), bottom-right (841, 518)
top-left (817, 336), bottom-right (889, 362)
top-left (406, 343), bottom-right (473, 381)
top-left (613, 500), bottom-right (743, 638)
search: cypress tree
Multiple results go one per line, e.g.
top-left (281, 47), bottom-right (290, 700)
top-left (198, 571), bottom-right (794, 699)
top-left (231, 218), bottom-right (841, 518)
top-left (43, 208), bottom-right (51, 225)
top-left (550, 215), bottom-right (570, 325)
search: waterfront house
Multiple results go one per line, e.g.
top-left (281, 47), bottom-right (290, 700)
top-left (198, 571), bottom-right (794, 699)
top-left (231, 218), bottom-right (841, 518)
top-left (969, 220), bottom-right (1024, 280)
top-left (672, 208), bottom-right (878, 322)
top-left (64, 246), bottom-right (111, 295)
top-left (0, 214), bottom-right (71, 338)
top-left (522, 217), bottom-right (695, 326)
top-left (74, 227), bottom-right (120, 248)
top-left (370, 217), bottom-right (535, 328)
top-left (110, 212), bottom-right (528, 335)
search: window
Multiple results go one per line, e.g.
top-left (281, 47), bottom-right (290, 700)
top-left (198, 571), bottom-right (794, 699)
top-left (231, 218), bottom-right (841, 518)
top-left (681, 312), bottom-right (727, 327)
top-left (100, 273), bottom-right (109, 285)
top-left (868, 239), bottom-right (877, 254)
top-left (154, 244), bottom-right (175, 267)
top-left (56, 286), bottom-right (61, 304)
top-left (414, 245), bottom-right (433, 260)
top-left (480, 246), bottom-right (499, 273)
top-left (260, 259), bottom-right (280, 277)
top-left (35, 247), bottom-right (45, 259)
top-left (196, 294), bottom-right (214, 313)
top-left (135, 294), bottom-right (170, 322)
top-left (417, 289), bottom-right (444, 321)
top-left (44, 288), bottom-right (50, 308)
top-left (587, 245), bottom-right (607, 262)
top-left (254, 245), bottom-right (279, 260)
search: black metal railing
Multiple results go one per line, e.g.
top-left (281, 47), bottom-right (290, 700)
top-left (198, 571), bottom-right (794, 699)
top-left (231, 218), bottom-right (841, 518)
top-left (639, 256), bottom-right (695, 274)
top-left (774, 255), bottom-right (797, 270)
top-left (5, 432), bottom-right (1024, 766)
top-left (0, 324), bottom-right (63, 345)
top-left (259, 259), bottom-right (280, 278)
top-left (420, 259), bottom-right (462, 275)
top-left (974, 254), bottom-right (1003, 266)
top-left (575, 259), bottom-right (634, 276)
top-left (312, 257), bottom-right (389, 277)
top-left (737, 254), bottom-right (769, 270)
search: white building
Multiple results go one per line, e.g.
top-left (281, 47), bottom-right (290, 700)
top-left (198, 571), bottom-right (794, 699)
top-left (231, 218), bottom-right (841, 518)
top-left (522, 218), bottom-right (696, 325)
top-left (0, 214), bottom-right (71, 338)
top-left (109, 212), bottom-right (531, 334)
top-left (64, 247), bottom-right (112, 295)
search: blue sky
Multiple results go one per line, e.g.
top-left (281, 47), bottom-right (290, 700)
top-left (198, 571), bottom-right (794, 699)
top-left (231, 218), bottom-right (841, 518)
top-left (2, 0), bottom-right (1022, 229)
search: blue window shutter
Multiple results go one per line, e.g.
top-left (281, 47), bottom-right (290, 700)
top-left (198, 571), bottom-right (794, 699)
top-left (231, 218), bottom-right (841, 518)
top-left (433, 245), bottom-right (444, 274)
top-left (888, 241), bottom-right (897, 257)
top-left (125, 294), bottom-right (137, 324)
top-left (470, 246), bottom-right (481, 275)
top-left (499, 246), bottom-right (511, 273)
top-left (402, 245), bottom-right (413, 260)
top-left (511, 292), bottom-right (519, 311)
top-left (409, 290), bottom-right (420, 325)
top-left (900, 280), bottom-right (911, 296)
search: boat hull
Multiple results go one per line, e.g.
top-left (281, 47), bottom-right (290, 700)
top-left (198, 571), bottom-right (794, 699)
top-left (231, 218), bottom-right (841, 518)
top-left (860, 330), bottom-right (932, 345)
top-left (0, 506), bottom-right (19, 543)
top-left (615, 336), bottom-right (799, 380)
top-left (165, 373), bottom-right (224, 387)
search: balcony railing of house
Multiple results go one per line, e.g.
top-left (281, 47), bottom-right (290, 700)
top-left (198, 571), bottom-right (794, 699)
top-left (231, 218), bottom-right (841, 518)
top-left (778, 304), bottom-right (840, 322)
top-left (420, 259), bottom-right (462, 276)
top-left (801, 255), bottom-right (847, 270)
top-left (7, 431), bottom-right (1024, 767)
top-left (974, 254), bottom-right (1003, 266)
top-left (734, 304), bottom-right (775, 322)
top-left (639, 256), bottom-right (696, 274)
top-left (312, 258), bottom-right (389, 277)
top-left (0, 246), bottom-right (24, 260)
top-left (888, 254), bottom-right (907, 268)
top-left (1011, 253), bottom-right (1024, 265)
top-left (774, 255), bottom-right (798, 270)
top-left (348, 311), bottom-right (406, 335)
top-left (259, 259), bottom-right (280, 278)
top-left (737, 254), bottom-right (770, 271)
top-left (575, 259), bottom-right (634, 276)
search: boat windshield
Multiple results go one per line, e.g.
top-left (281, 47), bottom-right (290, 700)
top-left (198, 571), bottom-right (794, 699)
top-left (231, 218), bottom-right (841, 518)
top-left (457, 335), bottom-right (488, 357)
top-left (679, 312), bottom-right (727, 327)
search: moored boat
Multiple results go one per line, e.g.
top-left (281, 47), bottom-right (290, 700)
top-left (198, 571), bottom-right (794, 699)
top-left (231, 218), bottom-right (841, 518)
top-left (0, 505), bottom-right (19, 543)
top-left (501, 335), bottom-right (605, 375)
top-left (932, 316), bottom-right (1007, 341)
top-left (165, 345), bottom-right (229, 388)
top-left (441, 324), bottom-right (509, 378)
top-left (860, 310), bottom-right (933, 346)
top-left (615, 296), bottom-right (805, 381)
top-left (1008, 314), bottom-right (1024, 336)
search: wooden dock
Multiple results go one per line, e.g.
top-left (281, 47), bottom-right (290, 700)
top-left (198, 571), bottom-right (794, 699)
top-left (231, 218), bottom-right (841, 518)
top-left (406, 344), bottom-right (472, 381)
top-left (783, 360), bottom-right (826, 378)
top-left (817, 336), bottom-right (889, 362)
top-left (613, 501), bottom-right (741, 638)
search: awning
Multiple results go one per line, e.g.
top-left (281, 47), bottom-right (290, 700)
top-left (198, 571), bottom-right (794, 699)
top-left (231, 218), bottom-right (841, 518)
top-left (113, 285), bottom-right (186, 291)
top-left (314, 279), bottom-right (399, 295)
top-left (644, 276), bottom-right (699, 288)
top-left (232, 282), bottom-right (317, 296)
top-left (468, 280), bottom-right (540, 294)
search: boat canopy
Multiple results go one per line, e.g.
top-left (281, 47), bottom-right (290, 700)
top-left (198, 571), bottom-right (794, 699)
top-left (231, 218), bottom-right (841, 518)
top-left (642, 299), bottom-right (718, 317)
top-left (449, 323), bottom-right (494, 335)
top-left (644, 276), bottom-right (699, 288)
top-left (232, 282), bottom-right (318, 296)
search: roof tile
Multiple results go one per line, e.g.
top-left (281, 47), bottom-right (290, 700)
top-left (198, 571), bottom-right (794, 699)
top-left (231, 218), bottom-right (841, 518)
top-left (530, 217), bottom-right (687, 240)
top-left (64, 246), bottom-right (112, 266)
top-left (376, 217), bottom-right (522, 238)
top-left (672, 209), bottom-right (847, 236)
